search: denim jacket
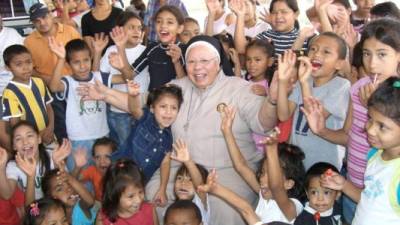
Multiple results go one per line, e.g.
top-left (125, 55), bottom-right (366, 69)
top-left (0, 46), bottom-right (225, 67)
top-left (113, 108), bottom-right (172, 182)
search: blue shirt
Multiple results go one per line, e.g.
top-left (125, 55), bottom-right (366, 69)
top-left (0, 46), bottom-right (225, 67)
top-left (72, 201), bottom-right (98, 225)
top-left (113, 108), bottom-right (173, 182)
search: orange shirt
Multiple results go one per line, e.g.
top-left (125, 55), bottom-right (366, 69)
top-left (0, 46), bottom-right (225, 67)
top-left (24, 23), bottom-right (81, 77)
top-left (81, 165), bottom-right (103, 201)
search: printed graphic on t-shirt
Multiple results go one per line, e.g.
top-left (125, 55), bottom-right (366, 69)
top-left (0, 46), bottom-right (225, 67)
top-left (364, 175), bottom-right (383, 199)
top-left (295, 104), bottom-right (310, 136)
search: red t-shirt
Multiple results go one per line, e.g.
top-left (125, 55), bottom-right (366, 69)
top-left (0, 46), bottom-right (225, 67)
top-left (0, 187), bottom-right (24, 225)
top-left (100, 202), bottom-right (154, 225)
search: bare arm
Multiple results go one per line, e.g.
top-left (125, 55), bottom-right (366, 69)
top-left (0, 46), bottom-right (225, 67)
top-left (127, 81), bottom-right (144, 119)
top-left (321, 171), bottom-right (362, 203)
top-left (48, 37), bottom-right (67, 92)
top-left (231, 0), bottom-right (248, 54)
top-left (0, 148), bottom-right (17, 200)
top-left (277, 51), bottom-right (297, 121)
top-left (158, 153), bottom-right (171, 198)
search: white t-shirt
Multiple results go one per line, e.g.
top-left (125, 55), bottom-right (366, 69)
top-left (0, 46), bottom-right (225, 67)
top-left (255, 192), bottom-right (303, 224)
top-left (193, 193), bottom-right (210, 225)
top-left (57, 72), bottom-right (110, 140)
top-left (100, 44), bottom-right (149, 113)
top-left (6, 151), bottom-right (54, 199)
top-left (225, 21), bottom-right (271, 38)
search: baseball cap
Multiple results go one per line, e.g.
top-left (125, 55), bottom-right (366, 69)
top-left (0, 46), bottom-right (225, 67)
top-left (29, 3), bottom-right (49, 21)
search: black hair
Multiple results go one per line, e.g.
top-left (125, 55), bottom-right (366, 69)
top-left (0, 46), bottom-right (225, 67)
top-left (360, 18), bottom-right (400, 53)
top-left (102, 159), bottom-right (144, 222)
top-left (154, 5), bottom-right (184, 25)
top-left (164, 200), bottom-right (202, 224)
top-left (333, 0), bottom-right (351, 10)
top-left (130, 0), bottom-right (146, 11)
top-left (305, 162), bottom-right (339, 189)
top-left (309, 32), bottom-right (348, 60)
top-left (184, 17), bottom-right (200, 26)
top-left (245, 39), bottom-right (275, 82)
top-left (351, 41), bottom-right (364, 69)
top-left (269, 0), bottom-right (299, 29)
top-left (116, 10), bottom-right (144, 29)
top-left (146, 84), bottom-right (183, 109)
top-left (11, 121), bottom-right (50, 176)
top-left (3, 44), bottom-right (31, 66)
top-left (214, 33), bottom-right (235, 49)
top-left (256, 143), bottom-right (306, 201)
top-left (22, 198), bottom-right (66, 225)
top-left (175, 163), bottom-right (209, 193)
top-left (41, 168), bottom-right (60, 196)
top-left (371, 2), bottom-right (400, 20)
top-left (65, 39), bottom-right (91, 63)
top-left (368, 76), bottom-right (400, 124)
top-left (92, 137), bottom-right (117, 157)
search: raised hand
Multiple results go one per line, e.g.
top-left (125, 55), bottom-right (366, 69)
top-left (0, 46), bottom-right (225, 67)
top-left (277, 50), bottom-right (297, 82)
top-left (171, 139), bottom-right (190, 163)
top-left (251, 84), bottom-right (267, 96)
top-left (229, 0), bottom-right (246, 17)
top-left (220, 105), bottom-right (236, 133)
top-left (0, 147), bottom-right (9, 168)
top-left (205, 0), bottom-right (219, 15)
top-left (297, 56), bottom-right (313, 83)
top-left (153, 190), bottom-right (168, 207)
top-left (301, 97), bottom-right (326, 135)
top-left (52, 139), bottom-right (72, 167)
top-left (228, 48), bottom-right (240, 66)
top-left (110, 26), bottom-right (129, 48)
top-left (127, 80), bottom-right (141, 97)
top-left (16, 152), bottom-right (37, 178)
top-left (259, 7), bottom-right (272, 24)
top-left (108, 52), bottom-right (125, 71)
top-left (299, 26), bottom-right (316, 39)
top-left (197, 168), bottom-right (218, 193)
top-left (166, 44), bottom-right (182, 64)
top-left (77, 79), bottom-right (108, 101)
top-left (40, 127), bottom-right (54, 145)
top-left (73, 147), bottom-right (88, 169)
top-left (320, 170), bottom-right (346, 191)
top-left (48, 37), bottom-right (66, 59)
top-left (341, 24), bottom-right (358, 49)
top-left (259, 127), bottom-right (280, 147)
top-left (92, 32), bottom-right (109, 54)
top-left (359, 82), bottom-right (377, 107)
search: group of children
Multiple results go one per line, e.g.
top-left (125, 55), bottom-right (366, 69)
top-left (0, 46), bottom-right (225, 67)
top-left (0, 0), bottom-right (400, 225)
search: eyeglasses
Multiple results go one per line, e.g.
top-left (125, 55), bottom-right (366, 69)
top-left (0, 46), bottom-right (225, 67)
top-left (186, 57), bottom-right (218, 66)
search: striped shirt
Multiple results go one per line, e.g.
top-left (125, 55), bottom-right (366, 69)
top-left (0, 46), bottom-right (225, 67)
top-left (347, 76), bottom-right (372, 188)
top-left (2, 77), bottom-right (53, 131)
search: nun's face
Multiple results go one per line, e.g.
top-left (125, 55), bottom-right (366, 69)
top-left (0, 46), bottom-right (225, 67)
top-left (186, 45), bottom-right (220, 89)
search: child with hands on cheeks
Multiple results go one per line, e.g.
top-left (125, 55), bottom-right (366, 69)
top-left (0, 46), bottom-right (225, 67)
top-left (220, 106), bottom-right (305, 224)
top-left (170, 140), bottom-right (210, 225)
top-left (321, 77), bottom-right (400, 225)
top-left (0, 121), bottom-right (71, 206)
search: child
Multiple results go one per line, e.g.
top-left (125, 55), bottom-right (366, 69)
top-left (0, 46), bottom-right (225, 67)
top-left (277, 32), bottom-right (350, 170)
top-left (179, 17), bottom-right (201, 45)
top-left (72, 137), bottom-right (116, 202)
top-left (41, 167), bottom-right (96, 224)
top-left (22, 198), bottom-right (68, 225)
top-left (1, 45), bottom-right (55, 146)
top-left (170, 139), bottom-right (210, 225)
top-left (97, 159), bottom-right (159, 225)
top-left (221, 106), bottom-right (305, 224)
top-left (0, 121), bottom-right (70, 205)
top-left (235, 0), bottom-right (303, 57)
top-left (112, 5), bottom-right (186, 90)
top-left (204, 0), bottom-right (236, 35)
top-left (48, 38), bottom-right (124, 170)
top-left (294, 162), bottom-right (342, 225)
top-left (0, 186), bottom-right (24, 225)
top-left (98, 11), bottom-right (148, 150)
top-left (113, 81), bottom-right (183, 207)
top-left (301, 18), bottom-right (400, 223)
top-left (351, 0), bottom-right (375, 32)
top-left (164, 200), bottom-right (203, 225)
top-left (321, 77), bottom-right (400, 225)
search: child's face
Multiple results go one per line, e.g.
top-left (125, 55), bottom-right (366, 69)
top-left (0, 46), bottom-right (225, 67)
top-left (174, 173), bottom-right (195, 200)
top-left (270, 1), bottom-right (298, 33)
top-left (155, 11), bottom-right (184, 44)
top-left (355, 0), bottom-right (375, 16)
top-left (179, 21), bottom-right (200, 45)
top-left (68, 50), bottom-right (92, 80)
top-left (118, 184), bottom-right (145, 217)
top-left (49, 176), bottom-right (78, 207)
top-left (124, 18), bottom-right (144, 46)
top-left (244, 0), bottom-right (256, 22)
top-left (41, 207), bottom-right (68, 225)
top-left (307, 35), bottom-right (342, 81)
top-left (362, 37), bottom-right (400, 82)
top-left (246, 47), bottom-right (271, 80)
top-left (259, 160), bottom-right (294, 200)
top-left (13, 125), bottom-right (41, 159)
top-left (165, 209), bottom-right (202, 225)
top-left (366, 107), bottom-right (400, 158)
top-left (306, 176), bottom-right (339, 213)
top-left (151, 94), bottom-right (179, 129)
top-left (6, 52), bottom-right (33, 84)
top-left (93, 145), bottom-right (112, 175)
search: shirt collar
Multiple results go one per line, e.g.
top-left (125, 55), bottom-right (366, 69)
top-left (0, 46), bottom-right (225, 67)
top-left (304, 202), bottom-right (334, 216)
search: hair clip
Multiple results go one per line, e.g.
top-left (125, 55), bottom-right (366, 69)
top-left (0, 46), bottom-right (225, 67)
top-left (393, 81), bottom-right (400, 88)
top-left (118, 162), bottom-right (125, 168)
top-left (30, 203), bottom-right (40, 217)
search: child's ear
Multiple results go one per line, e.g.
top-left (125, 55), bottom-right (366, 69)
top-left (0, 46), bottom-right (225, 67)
top-left (284, 179), bottom-right (295, 190)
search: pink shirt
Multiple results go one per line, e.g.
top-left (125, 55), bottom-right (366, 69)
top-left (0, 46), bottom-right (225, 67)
top-left (347, 76), bottom-right (371, 188)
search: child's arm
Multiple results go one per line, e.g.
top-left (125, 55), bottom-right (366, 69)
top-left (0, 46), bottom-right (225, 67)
top-left (15, 152), bottom-right (36, 206)
top-left (91, 33), bottom-right (109, 72)
top-left (321, 170), bottom-right (362, 203)
top-left (230, 0), bottom-right (248, 54)
top-left (127, 80), bottom-right (144, 119)
top-left (220, 106), bottom-right (260, 193)
top-left (264, 130), bottom-right (298, 221)
top-left (297, 56), bottom-right (313, 100)
top-left (41, 104), bottom-right (55, 145)
top-left (153, 152), bottom-right (171, 207)
top-left (0, 147), bottom-right (17, 200)
top-left (204, 0), bottom-right (218, 36)
top-left (291, 26), bottom-right (315, 50)
top-left (167, 44), bottom-right (186, 78)
top-left (71, 148), bottom-right (88, 178)
top-left (110, 27), bottom-right (137, 80)
top-left (171, 140), bottom-right (208, 207)
top-left (277, 51), bottom-right (297, 121)
top-left (48, 37), bottom-right (67, 92)
top-left (316, 0), bottom-right (334, 32)
top-left (198, 169), bottom-right (261, 225)
top-left (229, 48), bottom-right (242, 77)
